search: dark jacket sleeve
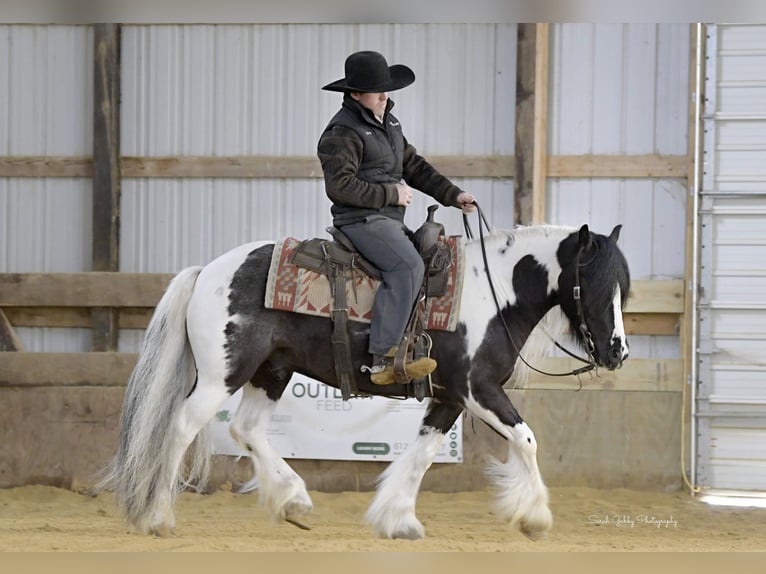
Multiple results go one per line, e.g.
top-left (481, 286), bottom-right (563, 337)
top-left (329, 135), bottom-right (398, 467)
top-left (317, 126), bottom-right (399, 209)
top-left (402, 137), bottom-right (464, 207)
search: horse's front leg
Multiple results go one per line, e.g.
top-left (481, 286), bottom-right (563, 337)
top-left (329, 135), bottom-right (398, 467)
top-left (365, 400), bottom-right (463, 540)
top-left (229, 382), bottom-right (313, 525)
top-left (465, 384), bottom-right (552, 540)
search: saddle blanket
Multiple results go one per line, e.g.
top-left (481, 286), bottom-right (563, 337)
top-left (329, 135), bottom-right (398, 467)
top-left (264, 235), bottom-right (465, 332)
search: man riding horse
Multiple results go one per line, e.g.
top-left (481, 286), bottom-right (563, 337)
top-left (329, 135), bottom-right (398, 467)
top-left (317, 50), bottom-right (477, 385)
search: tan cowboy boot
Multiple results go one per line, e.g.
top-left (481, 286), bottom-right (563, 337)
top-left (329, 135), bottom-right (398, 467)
top-left (368, 347), bottom-right (437, 386)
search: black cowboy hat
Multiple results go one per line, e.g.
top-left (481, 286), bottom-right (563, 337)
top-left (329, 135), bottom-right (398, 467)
top-left (322, 50), bottom-right (415, 93)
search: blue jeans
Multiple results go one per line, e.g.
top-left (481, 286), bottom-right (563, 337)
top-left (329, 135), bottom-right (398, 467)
top-left (340, 216), bottom-right (425, 356)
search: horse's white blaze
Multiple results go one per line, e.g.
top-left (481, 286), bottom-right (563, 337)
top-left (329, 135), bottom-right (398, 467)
top-left (365, 423), bottom-right (446, 539)
top-left (230, 385), bottom-right (312, 520)
top-left (464, 393), bottom-right (552, 537)
top-left (611, 284), bottom-right (629, 359)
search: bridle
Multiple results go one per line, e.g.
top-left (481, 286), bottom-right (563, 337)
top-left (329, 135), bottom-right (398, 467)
top-left (463, 204), bottom-right (598, 380)
top-left (571, 244), bottom-right (598, 364)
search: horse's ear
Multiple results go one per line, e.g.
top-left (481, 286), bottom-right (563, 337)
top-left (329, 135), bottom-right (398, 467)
top-left (609, 224), bottom-right (622, 243)
top-left (578, 224), bottom-right (592, 249)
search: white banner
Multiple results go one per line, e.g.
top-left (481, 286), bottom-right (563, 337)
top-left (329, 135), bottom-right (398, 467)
top-left (210, 374), bottom-right (462, 463)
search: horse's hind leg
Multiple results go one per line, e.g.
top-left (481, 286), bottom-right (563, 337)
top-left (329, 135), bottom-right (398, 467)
top-left (229, 372), bottom-right (313, 524)
top-left (464, 386), bottom-right (552, 540)
top-left (365, 400), bottom-right (463, 539)
top-left (148, 374), bottom-right (232, 536)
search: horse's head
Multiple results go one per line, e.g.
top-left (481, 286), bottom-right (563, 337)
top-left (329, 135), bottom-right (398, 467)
top-left (556, 224), bottom-right (631, 370)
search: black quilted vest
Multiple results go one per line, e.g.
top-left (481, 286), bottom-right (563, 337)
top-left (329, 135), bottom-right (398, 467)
top-left (324, 97), bottom-right (406, 223)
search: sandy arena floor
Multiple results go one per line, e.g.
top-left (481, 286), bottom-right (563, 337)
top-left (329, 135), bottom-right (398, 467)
top-left (1, 483), bottom-right (765, 551)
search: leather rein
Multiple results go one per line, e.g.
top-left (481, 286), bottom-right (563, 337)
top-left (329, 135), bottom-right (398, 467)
top-left (462, 203), bottom-right (597, 380)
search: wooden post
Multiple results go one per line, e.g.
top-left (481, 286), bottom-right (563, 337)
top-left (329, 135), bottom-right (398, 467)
top-left (515, 23), bottom-right (549, 225)
top-left (92, 24), bottom-right (121, 352)
top-left (515, 24), bottom-right (535, 225)
top-left (532, 23), bottom-right (549, 224)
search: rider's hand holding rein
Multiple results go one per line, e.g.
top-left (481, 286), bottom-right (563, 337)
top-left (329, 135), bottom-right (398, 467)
top-left (398, 184), bottom-right (476, 214)
top-left (457, 192), bottom-right (477, 214)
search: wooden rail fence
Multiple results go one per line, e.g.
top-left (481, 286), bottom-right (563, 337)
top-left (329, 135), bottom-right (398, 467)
top-left (0, 273), bottom-right (684, 392)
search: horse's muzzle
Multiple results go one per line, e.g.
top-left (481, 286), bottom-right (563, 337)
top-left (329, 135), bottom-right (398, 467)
top-left (602, 339), bottom-right (628, 370)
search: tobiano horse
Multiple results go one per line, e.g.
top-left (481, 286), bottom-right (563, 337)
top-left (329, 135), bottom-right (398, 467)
top-left (99, 220), bottom-right (630, 540)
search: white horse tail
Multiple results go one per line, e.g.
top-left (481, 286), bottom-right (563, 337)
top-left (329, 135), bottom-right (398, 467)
top-left (97, 265), bottom-right (206, 532)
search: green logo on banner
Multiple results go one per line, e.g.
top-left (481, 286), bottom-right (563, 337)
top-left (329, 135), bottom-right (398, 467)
top-left (352, 442), bottom-right (390, 455)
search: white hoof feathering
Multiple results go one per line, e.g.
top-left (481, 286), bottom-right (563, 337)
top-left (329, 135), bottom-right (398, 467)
top-left (486, 422), bottom-right (553, 540)
top-left (366, 498), bottom-right (425, 540)
top-left (241, 457), bottom-right (314, 524)
top-left (364, 426), bottom-right (446, 539)
top-left (229, 386), bottom-right (314, 523)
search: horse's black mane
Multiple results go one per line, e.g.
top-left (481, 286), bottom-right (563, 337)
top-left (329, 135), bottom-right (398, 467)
top-left (580, 232), bottom-right (631, 313)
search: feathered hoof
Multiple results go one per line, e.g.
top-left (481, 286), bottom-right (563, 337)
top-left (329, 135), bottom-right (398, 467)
top-left (149, 523), bottom-right (176, 538)
top-left (390, 524), bottom-right (425, 540)
top-left (520, 523), bottom-right (549, 541)
top-left (283, 496), bottom-right (313, 521)
top-left (518, 505), bottom-right (553, 541)
top-left (369, 514), bottom-right (425, 540)
top-left (276, 488), bottom-right (314, 530)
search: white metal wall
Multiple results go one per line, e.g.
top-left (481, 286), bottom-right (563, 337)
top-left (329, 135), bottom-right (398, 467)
top-left (697, 24), bottom-right (766, 492)
top-left (0, 25), bottom-right (93, 351)
top-left (119, 24), bottom-right (517, 273)
top-left (548, 23), bottom-right (690, 361)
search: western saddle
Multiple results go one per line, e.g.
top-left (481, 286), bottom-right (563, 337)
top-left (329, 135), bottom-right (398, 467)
top-left (288, 205), bottom-right (452, 401)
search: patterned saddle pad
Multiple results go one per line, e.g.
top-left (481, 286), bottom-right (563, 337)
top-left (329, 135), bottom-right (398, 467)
top-left (264, 235), bottom-right (465, 332)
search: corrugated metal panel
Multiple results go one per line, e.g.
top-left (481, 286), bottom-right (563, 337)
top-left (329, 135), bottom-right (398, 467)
top-left (717, 25), bottom-right (766, 114)
top-left (706, 423), bottom-right (766, 491)
top-left (712, 26), bottom-right (766, 193)
top-left (697, 24), bottom-right (766, 492)
top-left (550, 24), bottom-right (689, 157)
top-left (548, 179), bottom-right (687, 280)
top-left (547, 24), bottom-right (690, 360)
top-left (120, 24), bottom-right (516, 158)
top-left (119, 176), bottom-right (514, 275)
top-left (119, 23), bottom-right (517, 274)
top-left (120, 178), bottom-right (333, 271)
top-left (0, 25), bottom-right (93, 351)
top-left (548, 23), bottom-right (689, 268)
top-left (0, 25), bottom-right (92, 155)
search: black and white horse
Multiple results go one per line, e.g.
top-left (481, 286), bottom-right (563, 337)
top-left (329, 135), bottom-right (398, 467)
top-left (100, 222), bottom-right (630, 540)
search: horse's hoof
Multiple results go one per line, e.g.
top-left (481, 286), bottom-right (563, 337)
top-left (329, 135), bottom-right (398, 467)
top-left (519, 508), bottom-right (552, 541)
top-left (386, 520), bottom-right (425, 540)
top-left (285, 517), bottom-right (312, 530)
top-left (391, 526), bottom-right (425, 540)
top-left (520, 524), bottom-right (548, 541)
top-left (283, 496), bottom-right (313, 519)
top-left (149, 524), bottom-right (175, 538)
